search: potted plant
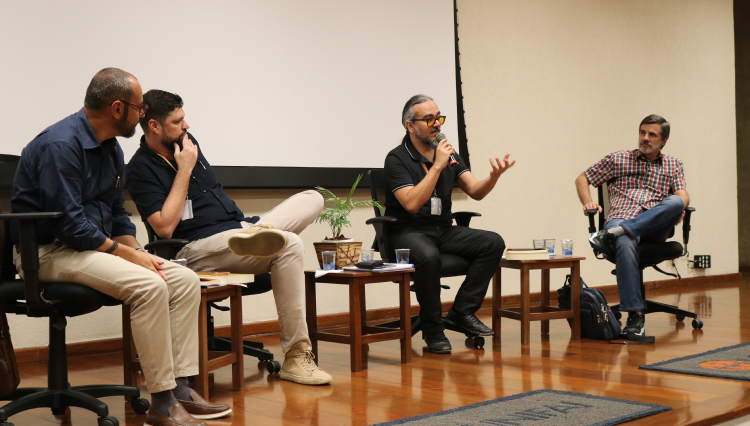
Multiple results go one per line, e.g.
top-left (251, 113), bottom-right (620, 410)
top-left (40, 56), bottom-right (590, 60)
top-left (313, 174), bottom-right (381, 268)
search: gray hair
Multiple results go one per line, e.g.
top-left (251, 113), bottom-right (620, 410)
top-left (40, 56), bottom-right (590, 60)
top-left (640, 114), bottom-right (670, 140)
top-left (84, 68), bottom-right (136, 111)
top-left (401, 94), bottom-right (433, 130)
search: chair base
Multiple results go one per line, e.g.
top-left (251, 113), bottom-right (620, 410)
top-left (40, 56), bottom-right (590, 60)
top-left (0, 384), bottom-right (143, 422)
top-left (208, 335), bottom-right (275, 361)
top-left (377, 315), bottom-right (422, 336)
top-left (611, 299), bottom-right (697, 319)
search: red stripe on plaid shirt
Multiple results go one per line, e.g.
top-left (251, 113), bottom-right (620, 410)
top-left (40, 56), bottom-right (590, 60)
top-left (584, 149), bottom-right (686, 221)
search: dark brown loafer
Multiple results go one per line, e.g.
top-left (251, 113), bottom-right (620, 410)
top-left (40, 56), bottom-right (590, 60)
top-left (178, 390), bottom-right (232, 419)
top-left (144, 402), bottom-right (206, 426)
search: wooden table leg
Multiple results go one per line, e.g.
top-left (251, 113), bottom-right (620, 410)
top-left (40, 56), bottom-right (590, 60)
top-left (521, 266), bottom-right (531, 345)
top-left (349, 280), bottom-right (363, 372)
top-left (492, 267), bottom-right (502, 336)
top-left (541, 268), bottom-right (550, 335)
top-left (230, 287), bottom-right (244, 391)
top-left (570, 261), bottom-right (581, 340)
top-left (399, 271), bottom-right (412, 365)
top-left (196, 295), bottom-right (210, 398)
top-left (305, 274), bottom-right (318, 359)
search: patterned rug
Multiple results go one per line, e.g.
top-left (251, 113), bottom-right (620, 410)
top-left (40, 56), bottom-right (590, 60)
top-left (370, 389), bottom-right (671, 426)
top-left (640, 341), bottom-right (750, 380)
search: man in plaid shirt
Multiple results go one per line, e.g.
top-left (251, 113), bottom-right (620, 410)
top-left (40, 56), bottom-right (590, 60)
top-left (575, 114), bottom-right (690, 337)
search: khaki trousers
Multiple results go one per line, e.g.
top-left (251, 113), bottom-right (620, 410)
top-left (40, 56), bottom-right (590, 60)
top-left (177, 190), bottom-right (323, 354)
top-left (14, 242), bottom-right (201, 393)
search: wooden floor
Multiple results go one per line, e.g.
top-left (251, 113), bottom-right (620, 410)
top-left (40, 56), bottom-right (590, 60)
top-left (7, 276), bottom-right (750, 426)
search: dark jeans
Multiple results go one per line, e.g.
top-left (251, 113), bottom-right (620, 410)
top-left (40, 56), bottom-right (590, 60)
top-left (388, 226), bottom-right (505, 336)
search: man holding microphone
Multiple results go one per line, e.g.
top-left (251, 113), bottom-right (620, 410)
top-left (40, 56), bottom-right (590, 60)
top-left (382, 94), bottom-right (514, 353)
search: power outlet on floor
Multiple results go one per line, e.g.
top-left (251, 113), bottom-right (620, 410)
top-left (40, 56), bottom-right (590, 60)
top-left (694, 255), bottom-right (711, 269)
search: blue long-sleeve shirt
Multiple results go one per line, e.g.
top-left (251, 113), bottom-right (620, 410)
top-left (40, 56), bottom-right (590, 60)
top-left (11, 108), bottom-right (136, 250)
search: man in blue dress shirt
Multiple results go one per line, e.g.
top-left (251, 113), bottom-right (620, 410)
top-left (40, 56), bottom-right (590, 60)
top-left (11, 68), bottom-right (228, 426)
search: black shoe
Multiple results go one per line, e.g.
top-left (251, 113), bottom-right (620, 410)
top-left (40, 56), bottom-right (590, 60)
top-left (445, 311), bottom-right (494, 336)
top-left (589, 230), bottom-right (616, 258)
top-left (623, 311), bottom-right (645, 336)
top-left (424, 332), bottom-right (452, 354)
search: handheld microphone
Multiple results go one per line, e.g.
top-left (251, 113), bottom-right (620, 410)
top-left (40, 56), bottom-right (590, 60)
top-left (436, 133), bottom-right (458, 166)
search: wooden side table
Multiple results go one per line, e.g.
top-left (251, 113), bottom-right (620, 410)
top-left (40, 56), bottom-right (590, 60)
top-left (123, 284), bottom-right (246, 398)
top-left (304, 269), bottom-right (413, 372)
top-left (492, 256), bottom-right (584, 344)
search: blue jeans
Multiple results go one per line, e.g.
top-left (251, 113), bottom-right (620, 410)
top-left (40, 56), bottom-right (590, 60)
top-left (604, 195), bottom-right (685, 312)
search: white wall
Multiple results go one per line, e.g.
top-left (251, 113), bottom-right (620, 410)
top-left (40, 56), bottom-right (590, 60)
top-left (5, 0), bottom-right (737, 349)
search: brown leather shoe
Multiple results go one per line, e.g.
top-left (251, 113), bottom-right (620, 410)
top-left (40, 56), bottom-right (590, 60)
top-left (143, 402), bottom-right (207, 426)
top-left (178, 390), bottom-right (232, 419)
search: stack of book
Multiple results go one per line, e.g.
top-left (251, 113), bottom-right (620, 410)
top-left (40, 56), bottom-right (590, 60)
top-left (503, 248), bottom-right (551, 260)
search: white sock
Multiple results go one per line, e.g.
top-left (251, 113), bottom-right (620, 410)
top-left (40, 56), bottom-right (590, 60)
top-left (608, 226), bottom-right (627, 237)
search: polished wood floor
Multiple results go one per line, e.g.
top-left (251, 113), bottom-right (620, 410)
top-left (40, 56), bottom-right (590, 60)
top-left (7, 276), bottom-right (750, 426)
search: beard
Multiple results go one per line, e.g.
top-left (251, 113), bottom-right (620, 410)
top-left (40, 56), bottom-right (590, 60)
top-left (160, 131), bottom-right (186, 152)
top-left (414, 126), bottom-right (439, 148)
top-left (115, 108), bottom-right (137, 138)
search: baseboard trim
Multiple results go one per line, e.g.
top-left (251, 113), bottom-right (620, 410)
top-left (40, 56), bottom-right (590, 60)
top-left (15, 272), bottom-right (742, 364)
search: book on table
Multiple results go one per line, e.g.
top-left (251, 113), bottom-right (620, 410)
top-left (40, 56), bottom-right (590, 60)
top-left (196, 272), bottom-right (253, 287)
top-left (503, 248), bottom-right (551, 261)
top-left (341, 263), bottom-right (414, 272)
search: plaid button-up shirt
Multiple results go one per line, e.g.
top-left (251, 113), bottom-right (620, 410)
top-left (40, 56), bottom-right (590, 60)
top-left (584, 149), bottom-right (686, 221)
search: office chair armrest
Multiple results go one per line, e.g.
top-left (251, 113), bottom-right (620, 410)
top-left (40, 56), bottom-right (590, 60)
top-left (144, 238), bottom-right (190, 259)
top-left (365, 216), bottom-right (398, 225)
top-left (683, 207), bottom-right (695, 245)
top-left (585, 209), bottom-right (598, 234)
top-left (453, 211), bottom-right (481, 227)
top-left (0, 212), bottom-right (63, 314)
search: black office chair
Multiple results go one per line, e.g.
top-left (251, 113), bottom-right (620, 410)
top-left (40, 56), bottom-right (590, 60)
top-left (141, 221), bottom-right (281, 373)
top-left (585, 183), bottom-right (703, 329)
top-left (0, 210), bottom-right (150, 426)
top-left (365, 169), bottom-right (487, 348)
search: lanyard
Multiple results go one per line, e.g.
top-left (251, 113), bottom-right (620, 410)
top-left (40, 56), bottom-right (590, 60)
top-left (157, 153), bottom-right (177, 173)
top-left (421, 163), bottom-right (438, 198)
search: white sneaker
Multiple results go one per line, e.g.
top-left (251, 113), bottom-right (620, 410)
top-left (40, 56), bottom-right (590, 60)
top-left (228, 224), bottom-right (288, 257)
top-left (280, 342), bottom-right (332, 385)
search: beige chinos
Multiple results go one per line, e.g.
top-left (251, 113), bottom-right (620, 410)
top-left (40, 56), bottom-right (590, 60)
top-left (15, 242), bottom-right (201, 393)
top-left (177, 189), bottom-right (323, 354)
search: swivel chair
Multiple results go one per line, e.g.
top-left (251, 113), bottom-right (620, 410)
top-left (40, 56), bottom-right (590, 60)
top-left (0, 207), bottom-right (150, 426)
top-left (585, 183), bottom-right (703, 329)
top-left (140, 221), bottom-right (281, 373)
top-left (365, 169), bottom-right (487, 348)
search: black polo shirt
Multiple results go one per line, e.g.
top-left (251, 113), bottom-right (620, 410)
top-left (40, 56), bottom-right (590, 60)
top-left (125, 133), bottom-right (257, 242)
top-left (383, 136), bottom-right (469, 229)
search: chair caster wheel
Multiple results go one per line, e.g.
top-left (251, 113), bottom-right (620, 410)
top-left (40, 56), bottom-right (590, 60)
top-left (266, 360), bottom-right (282, 374)
top-left (675, 314), bottom-right (685, 321)
top-left (98, 416), bottom-right (119, 426)
top-left (613, 311), bottom-right (622, 320)
top-left (692, 318), bottom-right (704, 329)
top-left (131, 397), bottom-right (150, 415)
top-left (465, 336), bottom-right (485, 349)
top-left (1, 422), bottom-right (15, 426)
top-left (52, 407), bottom-right (69, 416)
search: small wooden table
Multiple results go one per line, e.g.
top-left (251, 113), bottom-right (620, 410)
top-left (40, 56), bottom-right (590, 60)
top-left (123, 284), bottom-right (246, 398)
top-left (492, 256), bottom-right (584, 344)
top-left (304, 269), bottom-right (413, 372)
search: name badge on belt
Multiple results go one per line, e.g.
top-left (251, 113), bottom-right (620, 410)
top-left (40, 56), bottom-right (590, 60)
top-left (182, 198), bottom-right (194, 221)
top-left (430, 196), bottom-right (442, 215)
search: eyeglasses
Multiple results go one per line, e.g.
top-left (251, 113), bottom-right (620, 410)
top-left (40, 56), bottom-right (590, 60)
top-left (111, 100), bottom-right (148, 117)
top-left (411, 115), bottom-right (446, 127)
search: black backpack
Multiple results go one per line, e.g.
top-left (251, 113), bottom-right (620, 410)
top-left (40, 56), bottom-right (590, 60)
top-left (557, 275), bottom-right (621, 340)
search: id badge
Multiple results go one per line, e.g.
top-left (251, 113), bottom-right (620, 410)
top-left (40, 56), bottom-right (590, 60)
top-left (430, 197), bottom-right (442, 215)
top-left (181, 199), bottom-right (194, 221)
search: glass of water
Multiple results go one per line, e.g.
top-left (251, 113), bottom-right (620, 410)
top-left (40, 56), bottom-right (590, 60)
top-left (395, 248), bottom-right (410, 264)
top-left (321, 251), bottom-right (336, 270)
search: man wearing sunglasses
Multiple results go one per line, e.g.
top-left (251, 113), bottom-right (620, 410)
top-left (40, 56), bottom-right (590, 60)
top-left (383, 94), bottom-right (515, 354)
top-left (10, 69), bottom-right (228, 426)
top-left (125, 89), bottom-right (332, 387)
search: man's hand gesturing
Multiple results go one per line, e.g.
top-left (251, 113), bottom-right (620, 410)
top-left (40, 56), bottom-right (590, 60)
top-left (489, 154), bottom-right (515, 179)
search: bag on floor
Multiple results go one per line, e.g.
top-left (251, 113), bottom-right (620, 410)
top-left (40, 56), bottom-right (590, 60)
top-left (0, 304), bottom-right (20, 397)
top-left (557, 274), bottom-right (622, 340)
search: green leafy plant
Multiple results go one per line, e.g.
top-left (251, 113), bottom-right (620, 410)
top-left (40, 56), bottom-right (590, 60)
top-left (315, 174), bottom-right (381, 240)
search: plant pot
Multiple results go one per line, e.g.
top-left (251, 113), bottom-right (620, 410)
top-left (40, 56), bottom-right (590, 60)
top-left (313, 241), bottom-right (362, 269)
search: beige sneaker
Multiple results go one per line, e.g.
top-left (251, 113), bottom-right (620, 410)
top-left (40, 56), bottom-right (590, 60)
top-left (228, 224), bottom-right (288, 257)
top-left (280, 342), bottom-right (332, 385)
